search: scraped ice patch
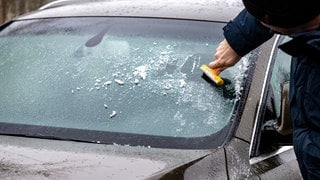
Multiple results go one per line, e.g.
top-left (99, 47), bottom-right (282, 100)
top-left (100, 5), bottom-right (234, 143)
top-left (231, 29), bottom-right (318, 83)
top-left (180, 83), bottom-right (219, 111)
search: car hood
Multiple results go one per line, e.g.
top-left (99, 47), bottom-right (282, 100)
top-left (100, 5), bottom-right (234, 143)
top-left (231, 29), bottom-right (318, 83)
top-left (0, 135), bottom-right (210, 179)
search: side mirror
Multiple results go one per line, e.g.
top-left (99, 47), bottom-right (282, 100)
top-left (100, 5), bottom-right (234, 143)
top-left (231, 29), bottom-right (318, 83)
top-left (276, 82), bottom-right (292, 135)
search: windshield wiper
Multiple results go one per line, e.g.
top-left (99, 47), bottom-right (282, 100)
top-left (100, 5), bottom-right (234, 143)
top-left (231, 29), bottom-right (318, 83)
top-left (85, 28), bottom-right (109, 47)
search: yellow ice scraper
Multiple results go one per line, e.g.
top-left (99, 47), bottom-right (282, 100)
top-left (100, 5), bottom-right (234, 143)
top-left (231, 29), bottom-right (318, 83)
top-left (200, 64), bottom-right (224, 86)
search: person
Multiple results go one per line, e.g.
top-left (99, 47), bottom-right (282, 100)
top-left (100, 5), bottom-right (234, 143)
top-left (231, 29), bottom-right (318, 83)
top-left (209, 0), bottom-right (320, 179)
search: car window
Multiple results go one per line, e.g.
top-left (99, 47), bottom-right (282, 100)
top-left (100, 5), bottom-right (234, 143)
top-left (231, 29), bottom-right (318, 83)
top-left (250, 36), bottom-right (292, 157)
top-left (0, 17), bottom-right (251, 141)
top-left (270, 37), bottom-right (292, 117)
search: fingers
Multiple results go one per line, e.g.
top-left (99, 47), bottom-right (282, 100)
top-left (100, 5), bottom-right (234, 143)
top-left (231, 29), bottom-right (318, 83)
top-left (208, 39), bottom-right (242, 74)
top-left (209, 61), bottom-right (226, 74)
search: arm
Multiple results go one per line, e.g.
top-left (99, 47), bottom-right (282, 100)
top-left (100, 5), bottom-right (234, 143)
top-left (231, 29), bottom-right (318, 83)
top-left (209, 9), bottom-right (275, 74)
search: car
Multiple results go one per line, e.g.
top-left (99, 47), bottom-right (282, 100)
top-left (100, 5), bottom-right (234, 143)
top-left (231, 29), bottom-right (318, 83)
top-left (0, 0), bottom-right (302, 179)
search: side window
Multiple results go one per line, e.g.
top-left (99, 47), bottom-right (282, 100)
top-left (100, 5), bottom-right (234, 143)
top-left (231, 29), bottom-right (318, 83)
top-left (270, 43), bottom-right (291, 118)
top-left (252, 36), bottom-right (293, 157)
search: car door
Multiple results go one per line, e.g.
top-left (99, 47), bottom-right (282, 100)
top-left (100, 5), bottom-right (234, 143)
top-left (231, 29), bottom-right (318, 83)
top-left (249, 35), bottom-right (302, 179)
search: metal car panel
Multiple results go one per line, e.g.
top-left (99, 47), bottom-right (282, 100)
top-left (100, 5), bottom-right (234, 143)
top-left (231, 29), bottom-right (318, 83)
top-left (17, 0), bottom-right (243, 23)
top-left (0, 135), bottom-right (211, 179)
top-left (225, 138), bottom-right (259, 180)
top-left (183, 148), bottom-right (228, 180)
top-left (235, 37), bottom-right (278, 142)
top-left (259, 159), bottom-right (301, 180)
top-left (146, 148), bottom-right (228, 180)
top-left (251, 146), bottom-right (302, 179)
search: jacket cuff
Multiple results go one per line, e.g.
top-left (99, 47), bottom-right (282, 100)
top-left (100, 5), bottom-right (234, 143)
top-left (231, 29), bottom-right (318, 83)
top-left (223, 9), bottom-right (275, 56)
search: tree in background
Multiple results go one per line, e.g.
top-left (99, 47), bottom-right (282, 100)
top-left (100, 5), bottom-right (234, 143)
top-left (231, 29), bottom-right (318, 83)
top-left (0, 0), bottom-right (53, 23)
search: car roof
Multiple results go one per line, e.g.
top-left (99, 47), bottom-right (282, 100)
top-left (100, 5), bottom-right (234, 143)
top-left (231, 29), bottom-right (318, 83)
top-left (17, 0), bottom-right (243, 22)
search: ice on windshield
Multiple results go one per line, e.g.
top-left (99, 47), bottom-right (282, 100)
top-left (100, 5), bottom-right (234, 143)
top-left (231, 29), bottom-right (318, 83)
top-left (0, 18), bottom-right (251, 138)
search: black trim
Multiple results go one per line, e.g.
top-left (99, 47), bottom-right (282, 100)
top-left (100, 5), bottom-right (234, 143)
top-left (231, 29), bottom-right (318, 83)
top-left (0, 121), bottom-right (232, 149)
top-left (249, 36), bottom-right (285, 157)
top-left (0, 21), bottom-right (14, 31)
top-left (15, 16), bottom-right (228, 24)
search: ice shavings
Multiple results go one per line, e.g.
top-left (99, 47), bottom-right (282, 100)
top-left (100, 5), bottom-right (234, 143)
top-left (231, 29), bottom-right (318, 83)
top-left (133, 79), bottom-right (140, 84)
top-left (114, 79), bottom-right (125, 85)
top-left (163, 81), bottom-right (173, 90)
top-left (174, 111), bottom-right (186, 134)
top-left (133, 65), bottom-right (147, 80)
top-left (68, 37), bottom-right (248, 129)
top-left (110, 111), bottom-right (117, 118)
top-left (104, 81), bottom-right (112, 86)
top-left (174, 111), bottom-right (185, 125)
top-left (232, 56), bottom-right (250, 101)
top-left (179, 79), bottom-right (186, 88)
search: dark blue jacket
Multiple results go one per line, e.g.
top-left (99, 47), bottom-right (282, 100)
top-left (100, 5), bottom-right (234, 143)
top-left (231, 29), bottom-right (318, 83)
top-left (224, 9), bottom-right (320, 179)
top-left (283, 30), bottom-right (320, 180)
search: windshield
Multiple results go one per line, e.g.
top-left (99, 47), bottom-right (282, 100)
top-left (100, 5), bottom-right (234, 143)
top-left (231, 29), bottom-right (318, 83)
top-left (0, 17), bottom-right (250, 146)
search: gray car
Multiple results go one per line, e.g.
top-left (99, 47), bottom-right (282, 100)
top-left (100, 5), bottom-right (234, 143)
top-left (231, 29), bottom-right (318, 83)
top-left (0, 0), bottom-right (302, 179)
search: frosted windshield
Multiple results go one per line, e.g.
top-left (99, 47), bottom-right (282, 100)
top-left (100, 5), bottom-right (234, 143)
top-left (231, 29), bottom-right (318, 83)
top-left (0, 18), bottom-right (249, 138)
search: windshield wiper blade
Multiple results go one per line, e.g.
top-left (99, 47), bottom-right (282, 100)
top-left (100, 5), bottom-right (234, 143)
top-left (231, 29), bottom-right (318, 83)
top-left (85, 28), bottom-right (109, 47)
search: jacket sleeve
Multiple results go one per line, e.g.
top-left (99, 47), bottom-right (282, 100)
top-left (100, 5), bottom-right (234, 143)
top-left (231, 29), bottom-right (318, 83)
top-left (223, 9), bottom-right (275, 56)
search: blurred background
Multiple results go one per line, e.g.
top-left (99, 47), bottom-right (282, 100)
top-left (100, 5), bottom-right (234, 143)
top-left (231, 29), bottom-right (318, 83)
top-left (0, 0), bottom-right (53, 23)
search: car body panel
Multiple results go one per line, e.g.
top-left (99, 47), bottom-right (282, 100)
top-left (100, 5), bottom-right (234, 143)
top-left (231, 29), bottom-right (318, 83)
top-left (0, 135), bottom-right (210, 179)
top-left (182, 148), bottom-right (229, 180)
top-left (235, 36), bottom-right (277, 142)
top-left (225, 138), bottom-right (254, 179)
top-left (17, 0), bottom-right (244, 23)
top-left (259, 157), bottom-right (301, 180)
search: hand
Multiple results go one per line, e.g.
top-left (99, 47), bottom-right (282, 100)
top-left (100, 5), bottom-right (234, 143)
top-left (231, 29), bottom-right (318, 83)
top-left (209, 39), bottom-right (242, 74)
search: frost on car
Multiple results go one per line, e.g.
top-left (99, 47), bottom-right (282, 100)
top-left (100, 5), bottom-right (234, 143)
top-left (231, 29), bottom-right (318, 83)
top-left (0, 17), bottom-right (250, 146)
